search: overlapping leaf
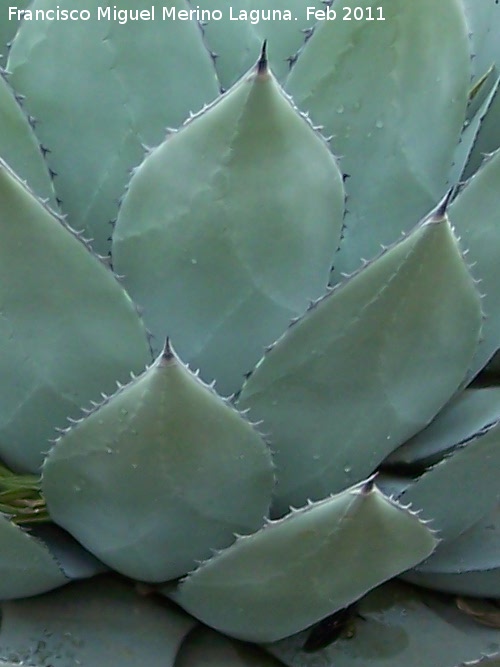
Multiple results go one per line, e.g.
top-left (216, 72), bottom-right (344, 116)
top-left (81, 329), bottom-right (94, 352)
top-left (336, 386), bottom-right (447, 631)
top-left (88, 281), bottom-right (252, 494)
top-left (170, 480), bottom-right (437, 642)
top-left (0, 1), bottom-right (30, 61)
top-left (238, 212), bottom-right (481, 514)
top-left (461, 0), bottom-right (500, 80)
top-left (0, 72), bottom-right (56, 206)
top-left (287, 0), bottom-right (470, 278)
top-left (450, 148), bottom-right (500, 377)
top-left (0, 515), bottom-right (68, 599)
top-left (0, 577), bottom-right (197, 667)
top-left (386, 387), bottom-right (500, 467)
top-left (113, 54), bottom-right (344, 396)
top-left (269, 581), bottom-right (500, 667)
top-left (175, 627), bottom-right (286, 667)
top-left (7, 0), bottom-right (219, 252)
top-left (399, 421), bottom-right (500, 542)
top-left (405, 505), bottom-right (500, 596)
top-left (0, 159), bottom-right (150, 472)
top-left (42, 342), bottom-right (274, 582)
top-left (195, 0), bottom-right (322, 87)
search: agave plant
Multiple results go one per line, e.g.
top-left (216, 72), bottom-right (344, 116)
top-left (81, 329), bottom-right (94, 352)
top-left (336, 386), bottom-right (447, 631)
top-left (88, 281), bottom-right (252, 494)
top-left (0, 0), bottom-right (499, 665)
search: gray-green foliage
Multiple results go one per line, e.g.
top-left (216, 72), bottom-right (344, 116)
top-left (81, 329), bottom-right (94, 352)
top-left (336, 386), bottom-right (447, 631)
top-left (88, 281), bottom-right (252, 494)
top-left (0, 0), bottom-right (499, 666)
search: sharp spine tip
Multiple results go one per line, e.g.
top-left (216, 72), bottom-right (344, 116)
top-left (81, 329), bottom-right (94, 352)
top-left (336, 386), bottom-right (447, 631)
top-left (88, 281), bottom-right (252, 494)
top-left (361, 473), bottom-right (378, 494)
top-left (431, 187), bottom-right (455, 221)
top-left (257, 39), bottom-right (268, 74)
top-left (162, 337), bottom-right (175, 361)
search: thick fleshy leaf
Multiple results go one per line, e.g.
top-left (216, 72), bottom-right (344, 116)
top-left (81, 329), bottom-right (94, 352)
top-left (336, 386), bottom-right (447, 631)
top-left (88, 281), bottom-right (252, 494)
top-left (0, 72), bottom-right (56, 206)
top-left (269, 581), bottom-right (500, 667)
top-left (461, 0), bottom-right (500, 80)
top-left (462, 78), bottom-right (500, 181)
top-left (195, 0), bottom-right (322, 87)
top-left (450, 73), bottom-right (500, 186)
top-left (0, 159), bottom-right (150, 472)
top-left (113, 54), bottom-right (344, 396)
top-left (386, 387), bottom-right (500, 468)
top-left (0, 1), bottom-right (31, 60)
top-left (0, 577), bottom-right (197, 667)
top-left (169, 480), bottom-right (437, 642)
top-left (450, 148), bottom-right (500, 376)
top-left (287, 0), bottom-right (470, 278)
top-left (176, 627), bottom-right (285, 667)
top-left (42, 342), bottom-right (274, 582)
top-left (0, 514), bottom-right (68, 599)
top-left (458, 654), bottom-right (500, 667)
top-left (399, 420), bottom-right (500, 542)
top-left (7, 0), bottom-right (219, 253)
top-left (238, 212), bottom-right (482, 514)
top-left (29, 524), bottom-right (107, 581)
top-left (404, 505), bottom-right (500, 596)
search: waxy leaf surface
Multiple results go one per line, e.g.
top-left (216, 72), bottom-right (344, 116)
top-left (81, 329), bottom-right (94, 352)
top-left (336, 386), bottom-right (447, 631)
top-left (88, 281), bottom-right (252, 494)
top-left (113, 59), bottom-right (344, 395)
top-left (7, 0), bottom-right (219, 252)
top-left (176, 626), bottom-right (285, 667)
top-left (270, 581), bottom-right (500, 667)
top-left (238, 216), bottom-right (482, 514)
top-left (386, 387), bottom-right (500, 467)
top-left (0, 577), bottom-right (196, 667)
top-left (399, 420), bottom-right (500, 542)
top-left (171, 481), bottom-right (437, 642)
top-left (42, 344), bottom-right (274, 582)
top-left (0, 73), bottom-right (56, 206)
top-left (405, 505), bottom-right (500, 596)
top-left (195, 0), bottom-right (322, 87)
top-left (287, 0), bottom-right (470, 277)
top-left (0, 515), bottom-right (67, 599)
top-left (450, 147), bottom-right (500, 377)
top-left (0, 160), bottom-right (150, 472)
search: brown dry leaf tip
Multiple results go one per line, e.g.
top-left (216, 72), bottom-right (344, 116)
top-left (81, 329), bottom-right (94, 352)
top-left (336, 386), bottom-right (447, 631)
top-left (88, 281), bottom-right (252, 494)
top-left (456, 596), bottom-right (500, 628)
top-left (135, 582), bottom-right (158, 597)
top-left (360, 473), bottom-right (378, 494)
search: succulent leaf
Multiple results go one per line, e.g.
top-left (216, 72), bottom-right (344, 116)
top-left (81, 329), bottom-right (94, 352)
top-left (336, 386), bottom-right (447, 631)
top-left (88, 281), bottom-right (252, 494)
top-left (461, 76), bottom-right (500, 181)
top-left (0, 72), bottom-right (56, 207)
top-left (450, 72), bottom-right (500, 186)
top-left (7, 0), bottom-right (219, 252)
top-left (0, 3), bottom-right (498, 664)
top-left (0, 1), bottom-right (30, 61)
top-left (0, 576), bottom-right (197, 667)
top-left (450, 147), bottom-right (500, 377)
top-left (28, 524), bottom-right (107, 581)
top-left (269, 581), bottom-right (500, 667)
top-left (286, 0), bottom-right (470, 278)
top-left (0, 514), bottom-right (68, 599)
top-left (0, 159), bottom-right (151, 472)
top-left (398, 420), bottom-right (500, 542)
top-left (175, 626), bottom-right (286, 667)
top-left (194, 0), bottom-right (323, 87)
top-left (169, 479), bottom-right (437, 642)
top-left (386, 387), bottom-right (500, 468)
top-left (405, 505), bottom-right (500, 597)
top-left (113, 55), bottom-right (344, 396)
top-left (238, 213), bottom-right (482, 513)
top-left (461, 0), bottom-right (500, 80)
top-left (42, 341), bottom-right (274, 582)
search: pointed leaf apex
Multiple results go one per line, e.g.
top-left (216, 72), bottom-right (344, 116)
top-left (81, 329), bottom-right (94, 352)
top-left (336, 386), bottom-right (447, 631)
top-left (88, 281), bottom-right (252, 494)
top-left (161, 337), bottom-right (175, 362)
top-left (257, 40), bottom-right (268, 75)
top-left (428, 188), bottom-right (455, 223)
top-left (360, 473), bottom-right (377, 494)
